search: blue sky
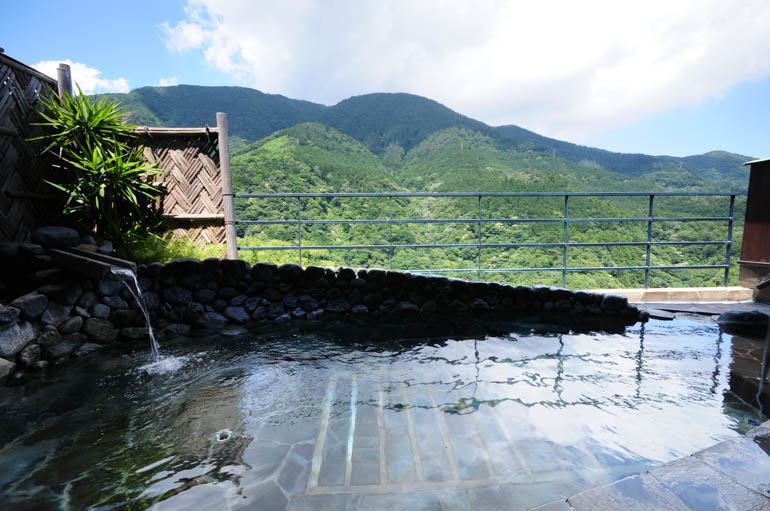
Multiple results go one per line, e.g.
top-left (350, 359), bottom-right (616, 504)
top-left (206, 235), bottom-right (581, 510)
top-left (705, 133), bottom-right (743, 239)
top-left (3, 0), bottom-right (769, 159)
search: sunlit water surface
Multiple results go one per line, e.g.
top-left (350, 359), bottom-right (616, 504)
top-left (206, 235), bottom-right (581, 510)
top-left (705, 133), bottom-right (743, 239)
top-left (0, 319), bottom-right (763, 510)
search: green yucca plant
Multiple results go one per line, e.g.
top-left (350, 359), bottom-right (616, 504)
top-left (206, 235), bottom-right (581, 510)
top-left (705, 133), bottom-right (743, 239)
top-left (33, 87), bottom-right (163, 250)
top-left (34, 85), bottom-right (136, 156)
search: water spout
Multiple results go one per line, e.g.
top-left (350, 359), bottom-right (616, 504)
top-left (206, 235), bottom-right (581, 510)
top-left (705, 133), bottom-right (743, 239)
top-left (111, 266), bottom-right (160, 361)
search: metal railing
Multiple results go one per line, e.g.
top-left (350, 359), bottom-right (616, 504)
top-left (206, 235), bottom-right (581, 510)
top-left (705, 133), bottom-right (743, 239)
top-left (233, 192), bottom-right (737, 287)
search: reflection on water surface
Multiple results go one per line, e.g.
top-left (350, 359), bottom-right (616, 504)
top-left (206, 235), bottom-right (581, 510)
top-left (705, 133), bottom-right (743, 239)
top-left (0, 319), bottom-right (762, 510)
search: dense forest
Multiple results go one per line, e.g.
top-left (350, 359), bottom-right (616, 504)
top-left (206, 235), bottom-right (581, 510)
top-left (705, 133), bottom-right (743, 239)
top-left (97, 86), bottom-right (752, 289)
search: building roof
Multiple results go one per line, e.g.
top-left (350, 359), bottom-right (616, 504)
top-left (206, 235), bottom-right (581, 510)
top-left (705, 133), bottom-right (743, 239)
top-left (744, 158), bottom-right (770, 166)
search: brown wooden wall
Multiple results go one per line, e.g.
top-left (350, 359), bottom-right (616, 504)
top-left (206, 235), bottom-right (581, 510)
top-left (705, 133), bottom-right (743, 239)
top-left (0, 53), bottom-right (61, 242)
top-left (740, 160), bottom-right (770, 264)
top-left (135, 128), bottom-right (226, 246)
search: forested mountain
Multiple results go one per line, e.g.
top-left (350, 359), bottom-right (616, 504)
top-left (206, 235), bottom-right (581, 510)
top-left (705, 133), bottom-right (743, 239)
top-left (98, 86), bottom-right (752, 191)
top-left (100, 85), bottom-right (324, 142)
top-left (229, 123), bottom-right (742, 288)
top-left (95, 85), bottom-right (751, 288)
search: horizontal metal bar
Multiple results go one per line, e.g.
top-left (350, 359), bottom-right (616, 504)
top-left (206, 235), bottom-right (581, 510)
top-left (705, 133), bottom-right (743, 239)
top-left (234, 191), bottom-right (737, 198)
top-left (238, 218), bottom-right (478, 225)
top-left (409, 264), bottom-right (729, 274)
top-left (239, 243), bottom-right (477, 251)
top-left (236, 216), bottom-right (732, 226)
top-left (238, 240), bottom-right (730, 251)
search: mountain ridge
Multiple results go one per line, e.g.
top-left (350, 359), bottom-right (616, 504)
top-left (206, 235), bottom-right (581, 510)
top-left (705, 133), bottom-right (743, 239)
top-left (98, 85), bottom-right (752, 190)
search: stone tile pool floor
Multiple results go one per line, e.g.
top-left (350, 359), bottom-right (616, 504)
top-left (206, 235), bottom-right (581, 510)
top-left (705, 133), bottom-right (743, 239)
top-left (152, 368), bottom-right (749, 510)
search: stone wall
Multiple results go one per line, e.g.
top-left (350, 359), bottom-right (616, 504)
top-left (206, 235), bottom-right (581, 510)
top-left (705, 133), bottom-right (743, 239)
top-left (0, 235), bottom-right (646, 385)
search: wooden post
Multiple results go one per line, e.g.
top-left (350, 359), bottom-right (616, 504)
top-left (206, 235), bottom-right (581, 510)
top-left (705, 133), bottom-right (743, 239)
top-left (217, 112), bottom-right (238, 260)
top-left (56, 63), bottom-right (72, 97)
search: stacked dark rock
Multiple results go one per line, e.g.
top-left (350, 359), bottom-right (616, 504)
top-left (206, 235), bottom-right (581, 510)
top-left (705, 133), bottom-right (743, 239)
top-left (0, 228), bottom-right (646, 385)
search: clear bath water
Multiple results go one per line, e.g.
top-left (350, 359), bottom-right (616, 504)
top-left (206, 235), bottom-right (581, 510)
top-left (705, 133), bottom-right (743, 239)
top-left (0, 318), bottom-right (763, 510)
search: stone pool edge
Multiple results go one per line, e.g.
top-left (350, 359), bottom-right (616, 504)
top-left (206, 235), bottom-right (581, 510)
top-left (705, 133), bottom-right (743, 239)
top-left (0, 248), bottom-right (646, 384)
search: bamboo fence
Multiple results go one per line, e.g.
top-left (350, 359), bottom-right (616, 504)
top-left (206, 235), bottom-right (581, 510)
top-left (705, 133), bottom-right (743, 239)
top-left (0, 53), bottom-right (61, 242)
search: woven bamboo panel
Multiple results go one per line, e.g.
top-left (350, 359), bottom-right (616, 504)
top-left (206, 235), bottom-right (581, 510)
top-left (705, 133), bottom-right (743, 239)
top-left (136, 130), bottom-right (226, 246)
top-left (0, 54), bottom-right (61, 242)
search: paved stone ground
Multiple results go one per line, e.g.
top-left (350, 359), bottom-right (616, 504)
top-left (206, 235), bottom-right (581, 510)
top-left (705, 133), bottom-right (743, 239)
top-left (532, 419), bottom-right (770, 511)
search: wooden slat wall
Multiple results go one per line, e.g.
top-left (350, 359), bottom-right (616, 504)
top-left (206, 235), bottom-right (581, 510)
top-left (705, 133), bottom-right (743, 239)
top-left (135, 129), bottom-right (226, 246)
top-left (0, 54), bottom-right (61, 242)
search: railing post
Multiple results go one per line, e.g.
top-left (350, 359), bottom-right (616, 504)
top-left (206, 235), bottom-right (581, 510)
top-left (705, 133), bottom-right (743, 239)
top-left (217, 112), bottom-right (238, 260)
top-left (645, 195), bottom-right (655, 288)
top-left (562, 195), bottom-right (569, 287)
top-left (725, 194), bottom-right (735, 287)
top-left (477, 195), bottom-right (482, 279)
top-left (388, 196), bottom-right (393, 270)
top-left (297, 196), bottom-right (302, 266)
top-left (56, 63), bottom-right (72, 97)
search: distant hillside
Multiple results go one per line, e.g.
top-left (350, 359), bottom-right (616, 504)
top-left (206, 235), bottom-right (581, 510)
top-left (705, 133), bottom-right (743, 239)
top-left (97, 85), bottom-right (753, 191)
top-left (101, 85), bottom-right (324, 142)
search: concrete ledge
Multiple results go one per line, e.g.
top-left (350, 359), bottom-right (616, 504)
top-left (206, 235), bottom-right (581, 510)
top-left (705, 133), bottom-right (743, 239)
top-left (589, 286), bottom-right (753, 304)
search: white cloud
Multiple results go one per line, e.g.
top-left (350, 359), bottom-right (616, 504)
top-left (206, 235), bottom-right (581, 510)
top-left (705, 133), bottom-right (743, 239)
top-left (160, 0), bottom-right (770, 141)
top-left (159, 76), bottom-right (179, 86)
top-left (33, 60), bottom-right (130, 94)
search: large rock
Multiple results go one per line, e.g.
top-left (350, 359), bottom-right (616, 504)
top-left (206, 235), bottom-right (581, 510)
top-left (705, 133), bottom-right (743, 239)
top-left (718, 309), bottom-right (769, 332)
top-left (162, 286), bottom-right (193, 306)
top-left (278, 264), bottom-right (303, 284)
top-left (17, 344), bottom-right (41, 367)
top-left (161, 323), bottom-right (191, 338)
top-left (58, 315), bottom-right (84, 334)
top-left (50, 283), bottom-right (83, 305)
top-left (0, 321), bottom-right (36, 358)
top-left (181, 302), bottom-right (205, 323)
top-left (221, 259), bottom-right (250, 280)
top-left (194, 288), bottom-right (216, 304)
top-left (97, 240), bottom-right (113, 255)
top-left (600, 294), bottom-right (628, 312)
top-left (0, 307), bottom-right (20, 329)
top-left (326, 299), bottom-right (351, 313)
top-left (0, 358), bottom-right (15, 384)
top-left (73, 343), bottom-right (104, 357)
top-left (195, 312), bottom-right (229, 329)
top-left (40, 303), bottom-right (73, 326)
top-left (83, 318), bottom-right (118, 343)
top-left (109, 309), bottom-right (139, 327)
top-left (90, 303), bottom-right (110, 319)
top-left (44, 343), bottom-right (78, 359)
top-left (120, 327), bottom-right (149, 341)
top-left (102, 295), bottom-right (128, 309)
top-left (97, 279), bottom-right (125, 297)
top-left (224, 306), bottom-right (250, 324)
top-left (10, 293), bottom-right (48, 320)
top-left (31, 226), bottom-right (79, 248)
top-left (76, 291), bottom-right (97, 309)
top-left (162, 258), bottom-right (203, 276)
top-left (36, 326), bottom-right (62, 346)
top-left (299, 295), bottom-right (320, 311)
top-left (251, 262), bottom-right (277, 282)
top-left (143, 291), bottom-right (160, 310)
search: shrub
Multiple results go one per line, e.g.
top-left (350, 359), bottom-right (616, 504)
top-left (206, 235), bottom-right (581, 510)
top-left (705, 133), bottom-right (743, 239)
top-left (33, 87), bottom-right (163, 251)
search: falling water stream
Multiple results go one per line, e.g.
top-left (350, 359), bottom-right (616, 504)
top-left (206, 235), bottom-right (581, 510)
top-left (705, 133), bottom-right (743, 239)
top-left (111, 266), bottom-right (160, 361)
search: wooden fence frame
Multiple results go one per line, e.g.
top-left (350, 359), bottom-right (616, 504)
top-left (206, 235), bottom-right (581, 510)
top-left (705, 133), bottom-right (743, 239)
top-left (133, 113), bottom-right (236, 258)
top-left (1, 52), bottom-right (237, 258)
